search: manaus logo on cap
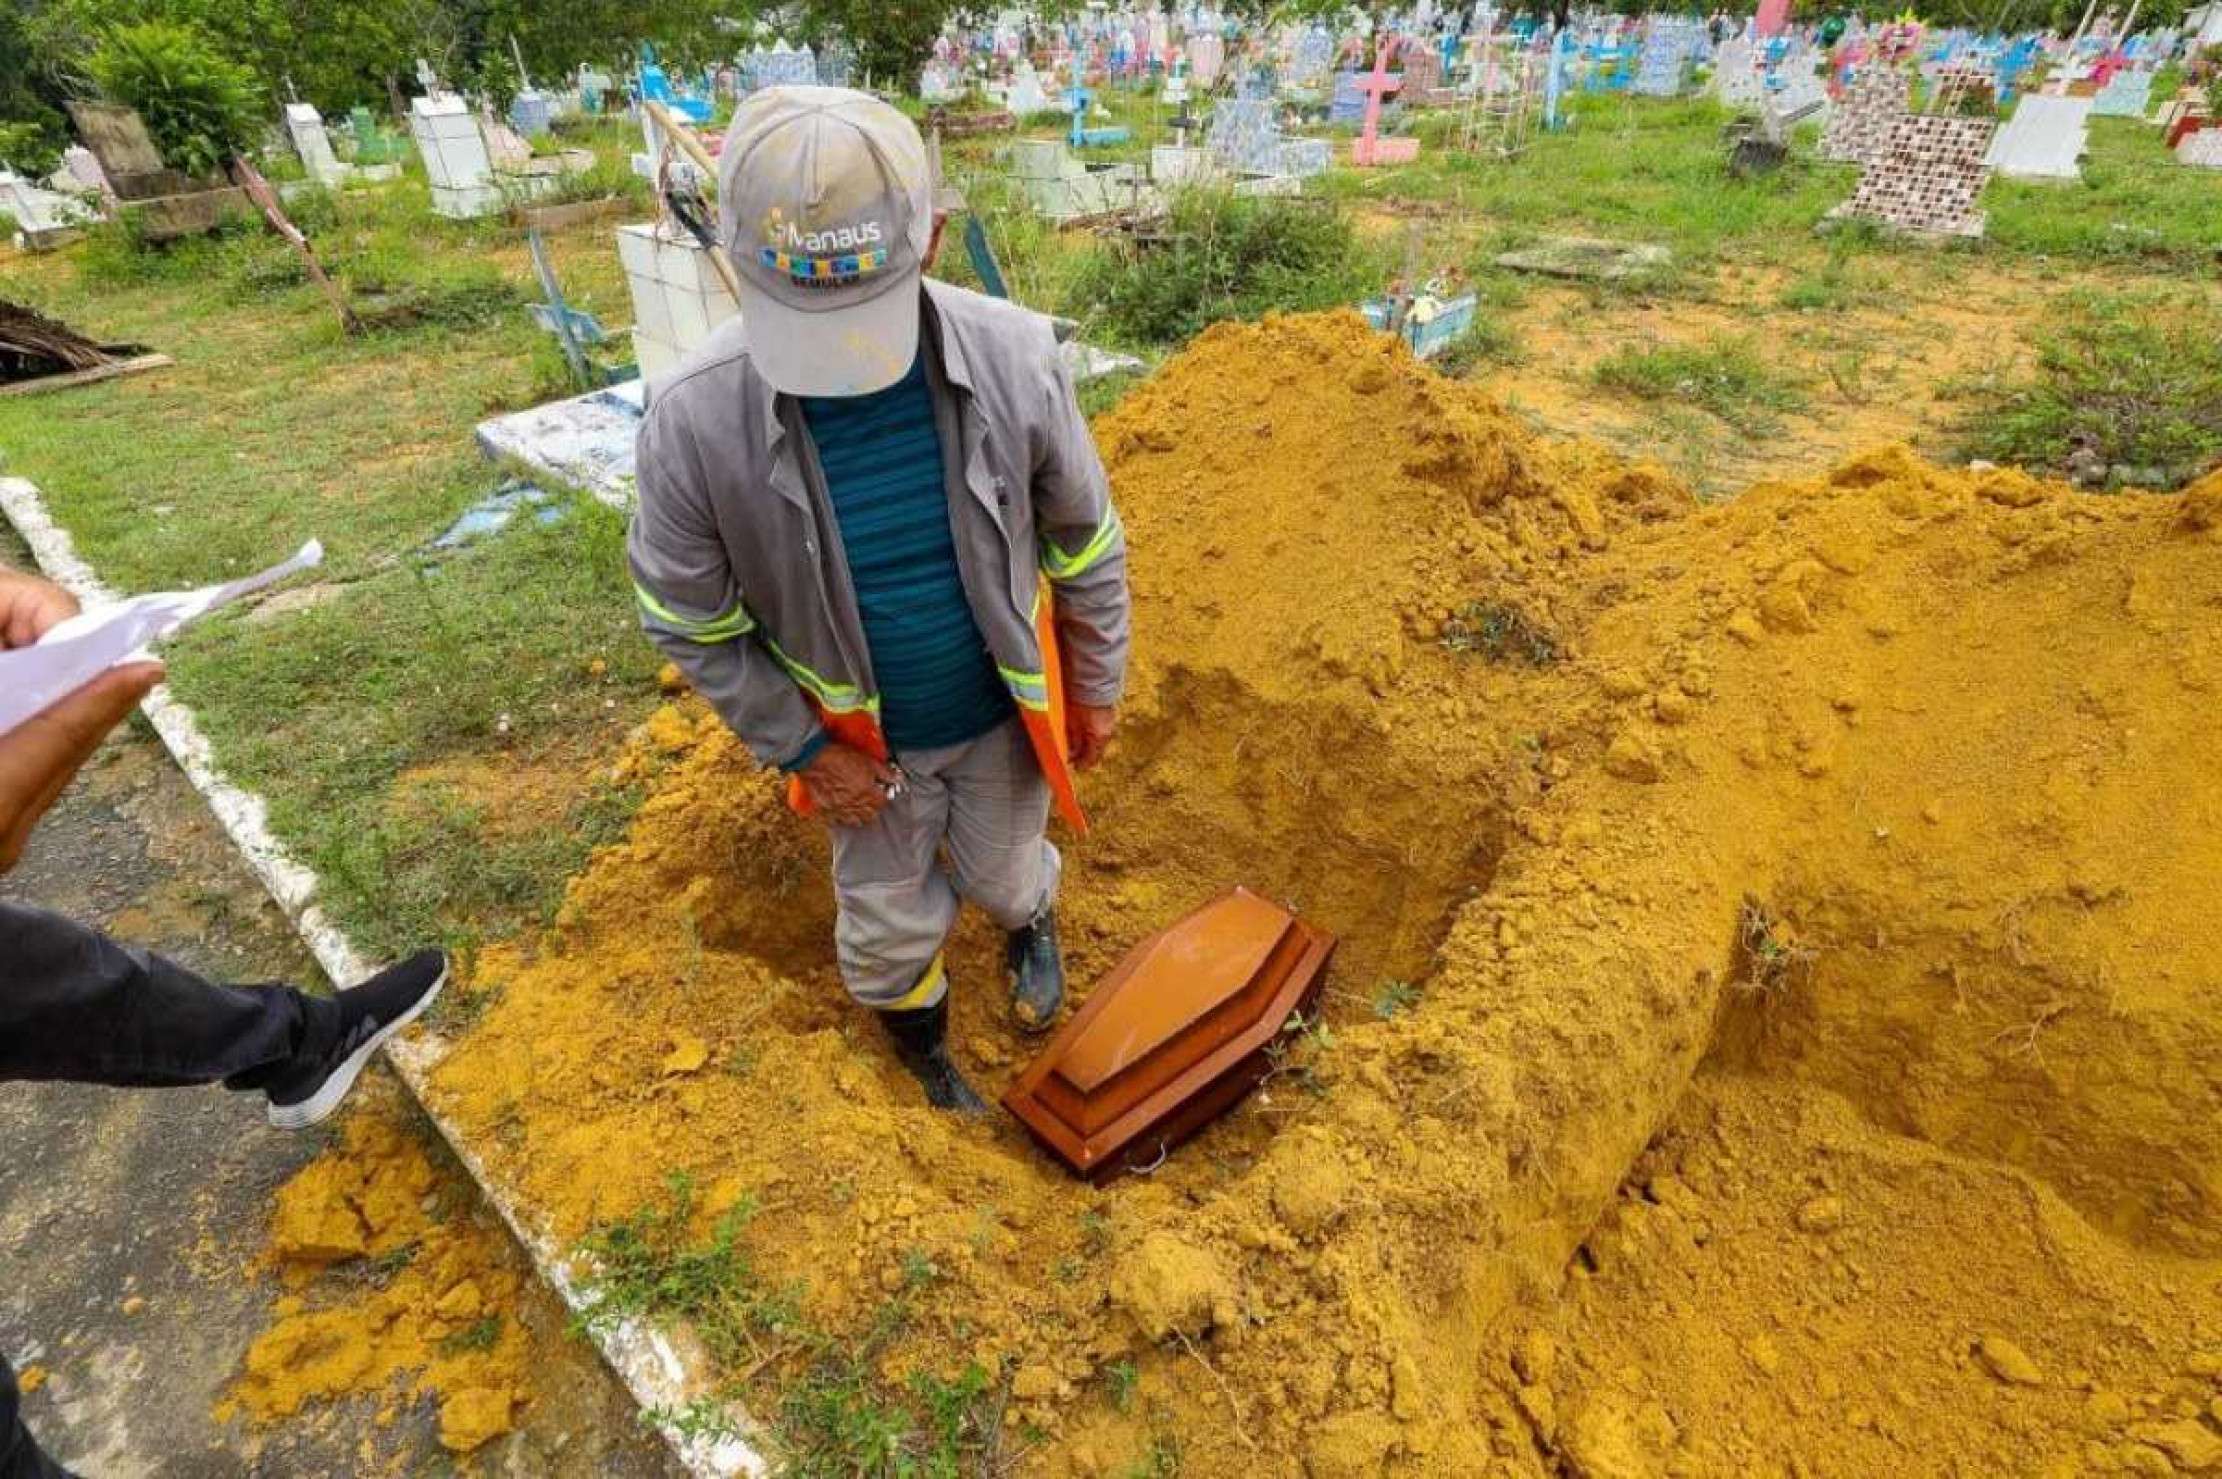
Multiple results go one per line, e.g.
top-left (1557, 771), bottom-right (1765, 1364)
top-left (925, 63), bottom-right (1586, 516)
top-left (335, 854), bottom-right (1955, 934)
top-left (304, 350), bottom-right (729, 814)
top-left (759, 204), bottom-right (890, 289)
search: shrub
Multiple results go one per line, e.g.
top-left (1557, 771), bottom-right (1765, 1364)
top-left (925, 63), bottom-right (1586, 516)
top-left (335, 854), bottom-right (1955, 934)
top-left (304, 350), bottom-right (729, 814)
top-left (1067, 189), bottom-right (1380, 348)
top-left (85, 22), bottom-right (263, 179)
top-left (1952, 289), bottom-right (2222, 483)
top-left (0, 120), bottom-right (64, 178)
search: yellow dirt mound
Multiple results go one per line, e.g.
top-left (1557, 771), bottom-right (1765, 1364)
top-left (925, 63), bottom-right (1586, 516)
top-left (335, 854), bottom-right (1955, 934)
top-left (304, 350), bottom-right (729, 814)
top-left (393, 311), bottom-right (2221, 1475)
top-left (219, 1097), bottom-right (532, 1454)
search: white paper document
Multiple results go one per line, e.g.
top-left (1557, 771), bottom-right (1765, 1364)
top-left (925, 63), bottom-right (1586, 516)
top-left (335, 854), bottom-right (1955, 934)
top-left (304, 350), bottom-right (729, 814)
top-left (0, 541), bottom-right (323, 738)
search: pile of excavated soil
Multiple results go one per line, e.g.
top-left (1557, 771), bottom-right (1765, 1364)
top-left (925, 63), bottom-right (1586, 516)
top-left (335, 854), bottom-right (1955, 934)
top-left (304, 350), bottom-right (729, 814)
top-left (267, 313), bottom-right (2218, 1475)
top-left (219, 1096), bottom-right (534, 1454)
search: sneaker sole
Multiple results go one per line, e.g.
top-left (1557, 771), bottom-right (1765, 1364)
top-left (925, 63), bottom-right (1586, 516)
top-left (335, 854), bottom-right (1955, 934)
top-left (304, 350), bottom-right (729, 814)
top-left (266, 964), bottom-right (448, 1131)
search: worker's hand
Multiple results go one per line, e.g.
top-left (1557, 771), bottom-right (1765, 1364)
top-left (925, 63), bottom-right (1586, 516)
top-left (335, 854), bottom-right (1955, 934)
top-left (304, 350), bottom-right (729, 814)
top-left (1066, 702), bottom-right (1118, 772)
top-left (1, 566), bottom-right (80, 649)
top-left (0, 662), bottom-right (165, 874)
top-left (800, 741), bottom-right (900, 828)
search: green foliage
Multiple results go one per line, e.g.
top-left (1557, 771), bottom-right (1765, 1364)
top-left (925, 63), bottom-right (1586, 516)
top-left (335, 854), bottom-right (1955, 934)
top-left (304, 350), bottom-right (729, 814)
top-left (1432, 312), bottom-right (1525, 372)
top-left (1592, 336), bottom-right (1809, 435)
top-left (0, 119), bottom-right (64, 175)
top-left (1441, 600), bottom-right (1559, 665)
top-left (575, 1175), bottom-right (805, 1370)
top-left (1068, 189), bottom-right (1380, 349)
top-left (1951, 289), bottom-right (2222, 483)
top-left (85, 21), bottom-right (262, 177)
top-left (797, 0), bottom-right (948, 90)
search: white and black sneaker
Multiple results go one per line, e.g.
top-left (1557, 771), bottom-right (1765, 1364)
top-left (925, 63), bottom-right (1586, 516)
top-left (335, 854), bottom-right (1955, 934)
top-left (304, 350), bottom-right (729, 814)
top-left (264, 950), bottom-right (448, 1130)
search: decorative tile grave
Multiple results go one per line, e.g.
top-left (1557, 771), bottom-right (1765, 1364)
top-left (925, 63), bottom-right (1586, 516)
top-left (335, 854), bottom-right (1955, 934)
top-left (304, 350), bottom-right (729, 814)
top-left (615, 221), bottom-right (738, 384)
top-left (1713, 38), bottom-right (1766, 107)
top-left (1634, 19), bottom-right (1704, 97)
top-left (1831, 113), bottom-right (1994, 237)
top-left (2090, 68), bottom-right (2156, 118)
top-left (2179, 127), bottom-right (2222, 169)
top-left (1985, 93), bottom-right (2090, 180)
top-left (1820, 64), bottom-right (1911, 164)
top-left (1206, 97), bottom-right (1327, 178)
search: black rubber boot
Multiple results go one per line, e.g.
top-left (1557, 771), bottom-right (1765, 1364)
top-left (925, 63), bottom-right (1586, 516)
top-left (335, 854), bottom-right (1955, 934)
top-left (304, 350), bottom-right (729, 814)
top-left (1006, 904), bottom-right (1066, 1034)
top-left (879, 995), bottom-right (988, 1115)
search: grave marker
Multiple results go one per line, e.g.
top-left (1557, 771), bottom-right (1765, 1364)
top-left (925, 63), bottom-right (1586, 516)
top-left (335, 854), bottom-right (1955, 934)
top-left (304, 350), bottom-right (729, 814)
top-left (1985, 93), bottom-right (2091, 180)
top-left (284, 102), bottom-right (348, 188)
top-left (1820, 63), bottom-right (1911, 164)
top-left (1350, 39), bottom-right (1419, 166)
top-left (1831, 113), bottom-right (1994, 237)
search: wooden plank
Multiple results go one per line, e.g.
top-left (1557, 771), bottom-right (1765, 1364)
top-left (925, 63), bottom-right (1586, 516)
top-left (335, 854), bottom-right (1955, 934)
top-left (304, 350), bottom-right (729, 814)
top-left (0, 353), bottom-right (173, 398)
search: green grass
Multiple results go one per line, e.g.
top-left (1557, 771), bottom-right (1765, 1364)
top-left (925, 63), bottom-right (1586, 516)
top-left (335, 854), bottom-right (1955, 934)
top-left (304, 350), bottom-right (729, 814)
top-left (1592, 335), bottom-right (1810, 435)
top-left (576, 1177), bottom-right (1007, 1477)
top-left (0, 139), bottom-right (662, 958)
top-left (1949, 287), bottom-right (2222, 483)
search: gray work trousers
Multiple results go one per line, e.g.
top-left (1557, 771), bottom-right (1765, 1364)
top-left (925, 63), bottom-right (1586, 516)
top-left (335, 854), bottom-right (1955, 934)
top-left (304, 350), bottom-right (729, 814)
top-left (827, 716), bottom-right (1060, 1010)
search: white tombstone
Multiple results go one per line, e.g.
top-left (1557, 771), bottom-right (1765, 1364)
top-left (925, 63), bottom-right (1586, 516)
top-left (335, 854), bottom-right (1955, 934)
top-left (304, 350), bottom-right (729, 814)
top-left (2179, 127), bottom-right (2222, 169)
top-left (284, 102), bottom-right (349, 188)
top-left (1984, 93), bottom-right (2091, 180)
top-left (1006, 60), bottom-right (1053, 116)
top-left (0, 168), bottom-right (95, 247)
top-left (410, 93), bottom-right (499, 218)
top-left (616, 221), bottom-right (741, 385)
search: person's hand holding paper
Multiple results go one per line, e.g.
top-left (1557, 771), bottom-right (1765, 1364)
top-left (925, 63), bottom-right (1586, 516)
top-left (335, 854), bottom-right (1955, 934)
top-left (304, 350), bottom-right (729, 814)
top-left (0, 542), bottom-right (320, 872)
top-left (0, 565), bottom-right (163, 871)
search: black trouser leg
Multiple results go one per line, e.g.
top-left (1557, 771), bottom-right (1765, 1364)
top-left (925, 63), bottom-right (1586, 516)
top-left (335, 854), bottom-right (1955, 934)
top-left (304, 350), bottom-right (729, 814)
top-left (0, 1354), bottom-right (70, 1479)
top-left (0, 901), bottom-right (338, 1091)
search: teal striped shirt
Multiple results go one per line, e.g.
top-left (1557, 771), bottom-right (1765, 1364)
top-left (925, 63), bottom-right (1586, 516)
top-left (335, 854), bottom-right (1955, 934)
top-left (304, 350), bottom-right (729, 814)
top-left (801, 355), bottom-right (1013, 753)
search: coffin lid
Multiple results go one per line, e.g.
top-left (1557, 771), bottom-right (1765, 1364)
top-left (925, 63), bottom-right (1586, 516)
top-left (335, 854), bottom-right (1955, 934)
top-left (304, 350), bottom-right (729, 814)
top-left (1003, 886), bottom-right (1336, 1181)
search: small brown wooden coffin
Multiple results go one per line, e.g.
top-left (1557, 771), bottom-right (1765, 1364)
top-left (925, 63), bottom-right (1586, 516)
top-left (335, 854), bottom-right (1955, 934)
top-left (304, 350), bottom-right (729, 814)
top-left (1002, 886), bottom-right (1336, 1181)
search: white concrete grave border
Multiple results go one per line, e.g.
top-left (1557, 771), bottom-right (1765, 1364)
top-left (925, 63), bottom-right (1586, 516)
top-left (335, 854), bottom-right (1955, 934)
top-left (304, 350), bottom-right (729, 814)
top-left (0, 474), bottom-right (763, 1479)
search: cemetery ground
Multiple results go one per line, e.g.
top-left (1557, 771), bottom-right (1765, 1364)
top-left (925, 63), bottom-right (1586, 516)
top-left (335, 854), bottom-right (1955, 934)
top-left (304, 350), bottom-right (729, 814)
top-left (0, 87), bottom-right (2219, 1474)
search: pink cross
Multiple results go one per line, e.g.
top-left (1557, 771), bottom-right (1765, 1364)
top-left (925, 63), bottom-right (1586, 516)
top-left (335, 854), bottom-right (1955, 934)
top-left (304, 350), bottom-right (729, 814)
top-left (1353, 36), bottom-right (1419, 165)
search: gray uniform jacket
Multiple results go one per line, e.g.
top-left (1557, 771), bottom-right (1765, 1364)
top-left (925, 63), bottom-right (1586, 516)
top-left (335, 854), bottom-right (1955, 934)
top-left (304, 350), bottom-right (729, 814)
top-left (626, 279), bottom-right (1131, 771)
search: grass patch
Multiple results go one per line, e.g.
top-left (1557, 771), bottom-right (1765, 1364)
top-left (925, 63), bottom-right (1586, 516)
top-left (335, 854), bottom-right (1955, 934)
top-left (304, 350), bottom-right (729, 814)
top-left (577, 1176), bottom-right (1008, 1477)
top-left (1592, 335), bottom-right (1809, 435)
top-left (1949, 287), bottom-right (2222, 483)
top-left (1066, 188), bottom-right (1382, 350)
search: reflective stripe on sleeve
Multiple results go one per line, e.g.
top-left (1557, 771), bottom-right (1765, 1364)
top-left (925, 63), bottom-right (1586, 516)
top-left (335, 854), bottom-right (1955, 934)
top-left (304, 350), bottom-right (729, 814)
top-left (1040, 506), bottom-right (1123, 582)
top-left (634, 583), bottom-right (756, 643)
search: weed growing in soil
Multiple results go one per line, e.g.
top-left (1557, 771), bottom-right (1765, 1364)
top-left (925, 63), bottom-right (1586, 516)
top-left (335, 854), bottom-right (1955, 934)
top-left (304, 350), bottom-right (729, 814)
top-left (1442, 601), bottom-right (1560, 665)
top-left (1434, 314), bottom-right (1527, 373)
top-left (1068, 189), bottom-right (1381, 350)
top-left (1593, 336), bottom-right (1810, 435)
top-left (1735, 896), bottom-right (1817, 997)
top-left (1374, 979), bottom-right (1423, 1019)
top-left (577, 1177), bottom-right (1008, 1477)
top-left (1950, 288), bottom-right (2222, 484)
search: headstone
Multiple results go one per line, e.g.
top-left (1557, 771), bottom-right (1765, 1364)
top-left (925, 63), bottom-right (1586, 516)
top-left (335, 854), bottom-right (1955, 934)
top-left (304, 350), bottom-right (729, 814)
top-left (2090, 67), bottom-right (2155, 117)
top-left (1351, 38), bottom-right (1419, 166)
top-left (1831, 113), bottom-right (1993, 237)
top-left (1634, 19), bottom-right (1703, 96)
top-left (283, 102), bottom-right (348, 188)
top-left (1329, 69), bottom-right (1368, 123)
top-left (0, 169), bottom-right (94, 248)
top-left (1756, 0), bottom-right (1791, 39)
top-left (1820, 64), bottom-right (1910, 164)
top-left (2179, 126), bottom-right (2222, 169)
top-left (510, 88), bottom-right (554, 138)
top-left (1985, 93), bottom-right (2091, 180)
top-left (410, 93), bottom-right (499, 218)
top-left (616, 222), bottom-right (739, 386)
top-left (1712, 37), bottom-right (1766, 106)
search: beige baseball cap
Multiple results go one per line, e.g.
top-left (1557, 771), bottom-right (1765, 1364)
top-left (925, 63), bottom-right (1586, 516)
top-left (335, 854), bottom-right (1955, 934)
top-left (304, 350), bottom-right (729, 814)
top-left (717, 86), bottom-right (933, 397)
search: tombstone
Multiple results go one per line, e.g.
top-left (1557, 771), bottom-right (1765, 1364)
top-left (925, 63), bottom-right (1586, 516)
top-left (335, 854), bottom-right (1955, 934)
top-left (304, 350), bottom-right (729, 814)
top-left (1831, 113), bottom-right (1994, 237)
top-left (616, 221), bottom-right (739, 386)
top-left (922, 59), bottom-right (962, 103)
top-left (1350, 38), bottom-right (1420, 165)
top-left (510, 88), bottom-right (554, 138)
top-left (2090, 67), bottom-right (2155, 117)
top-left (1189, 31), bottom-right (1225, 85)
top-left (1634, 19), bottom-right (1702, 96)
top-left (2179, 125), bottom-right (2222, 169)
top-left (1985, 93), bottom-right (2091, 180)
top-left (64, 100), bottom-right (247, 240)
top-left (1205, 97), bottom-right (1327, 179)
top-left (345, 106), bottom-right (408, 171)
top-left (410, 93), bottom-right (499, 218)
top-left (1006, 61), bottom-right (1055, 117)
top-left (1756, 0), bottom-right (1791, 39)
top-left (1329, 68), bottom-right (1369, 123)
top-left (578, 66), bottom-right (613, 114)
top-left (1820, 64), bottom-right (1910, 164)
top-left (0, 169), bottom-right (95, 249)
top-left (284, 102), bottom-right (349, 188)
top-left (1006, 136), bottom-right (1152, 220)
top-left (1713, 36), bottom-right (1767, 106)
